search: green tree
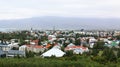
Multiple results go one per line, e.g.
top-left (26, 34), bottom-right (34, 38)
top-left (26, 50), bottom-right (34, 58)
top-left (102, 48), bottom-right (117, 62)
top-left (75, 39), bottom-right (81, 45)
top-left (65, 50), bottom-right (73, 57)
top-left (38, 39), bottom-right (41, 45)
top-left (93, 41), bottom-right (105, 49)
top-left (19, 38), bottom-right (25, 46)
top-left (92, 49), bottom-right (99, 56)
top-left (117, 49), bottom-right (120, 58)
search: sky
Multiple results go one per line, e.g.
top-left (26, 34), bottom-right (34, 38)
top-left (0, 0), bottom-right (120, 20)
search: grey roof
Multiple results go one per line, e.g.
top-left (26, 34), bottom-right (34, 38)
top-left (8, 50), bottom-right (25, 55)
top-left (0, 50), bottom-right (5, 55)
top-left (0, 45), bottom-right (8, 47)
top-left (0, 43), bottom-right (8, 47)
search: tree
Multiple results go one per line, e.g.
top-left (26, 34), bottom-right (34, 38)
top-left (25, 50), bottom-right (34, 58)
top-left (65, 50), bottom-right (73, 57)
top-left (93, 41), bottom-right (105, 49)
top-left (117, 49), bottom-right (120, 58)
top-left (38, 39), bottom-right (41, 45)
top-left (92, 49), bottom-right (99, 56)
top-left (102, 48), bottom-right (117, 62)
top-left (118, 42), bottom-right (120, 47)
top-left (75, 39), bottom-right (81, 45)
top-left (58, 40), bottom-right (62, 44)
top-left (19, 38), bottom-right (25, 46)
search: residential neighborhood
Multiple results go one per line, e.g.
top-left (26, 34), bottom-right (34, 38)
top-left (0, 0), bottom-right (120, 67)
top-left (0, 29), bottom-right (120, 59)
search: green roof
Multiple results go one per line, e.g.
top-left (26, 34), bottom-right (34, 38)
top-left (111, 41), bottom-right (118, 46)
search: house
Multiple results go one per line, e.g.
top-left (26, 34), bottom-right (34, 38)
top-left (48, 35), bottom-right (56, 41)
top-left (67, 43), bottom-right (75, 47)
top-left (41, 47), bottom-right (65, 57)
top-left (6, 50), bottom-right (25, 57)
top-left (25, 45), bottom-right (45, 53)
top-left (89, 43), bottom-right (94, 48)
top-left (10, 39), bottom-right (19, 43)
top-left (53, 44), bottom-right (61, 49)
top-left (65, 39), bottom-right (70, 44)
top-left (89, 38), bottom-right (97, 48)
top-left (89, 37), bottom-right (97, 43)
top-left (33, 45), bottom-right (45, 53)
top-left (8, 43), bottom-right (19, 49)
top-left (0, 50), bottom-right (6, 57)
top-left (73, 49), bottom-right (84, 54)
top-left (104, 41), bottom-right (119, 48)
top-left (65, 45), bottom-right (89, 54)
top-left (0, 44), bottom-right (11, 51)
top-left (31, 40), bottom-right (39, 45)
top-left (73, 47), bottom-right (89, 54)
top-left (45, 44), bottom-right (52, 49)
top-left (19, 45), bottom-right (27, 51)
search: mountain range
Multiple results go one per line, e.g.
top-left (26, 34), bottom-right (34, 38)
top-left (0, 16), bottom-right (120, 30)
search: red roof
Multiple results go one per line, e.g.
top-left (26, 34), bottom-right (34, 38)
top-left (34, 45), bottom-right (43, 48)
top-left (30, 39), bottom-right (39, 45)
top-left (26, 45), bottom-right (43, 48)
top-left (45, 44), bottom-right (51, 48)
top-left (65, 46), bottom-right (87, 51)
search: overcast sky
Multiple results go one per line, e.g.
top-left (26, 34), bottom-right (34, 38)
top-left (0, 0), bottom-right (120, 20)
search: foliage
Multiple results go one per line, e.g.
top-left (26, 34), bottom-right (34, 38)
top-left (92, 49), bottom-right (99, 56)
top-left (75, 39), bottom-right (81, 45)
top-left (1, 49), bottom-right (120, 67)
top-left (19, 38), bottom-right (26, 46)
top-left (91, 56), bottom-right (106, 64)
top-left (102, 48), bottom-right (117, 62)
top-left (0, 56), bottom-right (103, 67)
top-left (26, 50), bottom-right (34, 58)
top-left (115, 35), bottom-right (120, 40)
top-left (65, 50), bottom-right (73, 57)
top-left (117, 49), bottom-right (120, 58)
top-left (93, 41), bottom-right (105, 49)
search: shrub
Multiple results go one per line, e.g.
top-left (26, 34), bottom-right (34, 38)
top-left (64, 50), bottom-right (73, 57)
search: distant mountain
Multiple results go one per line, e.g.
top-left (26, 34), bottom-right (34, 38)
top-left (0, 16), bottom-right (120, 30)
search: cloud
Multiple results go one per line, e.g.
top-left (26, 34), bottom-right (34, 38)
top-left (0, 0), bottom-right (120, 20)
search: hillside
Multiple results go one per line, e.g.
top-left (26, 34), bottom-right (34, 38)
top-left (0, 16), bottom-right (120, 30)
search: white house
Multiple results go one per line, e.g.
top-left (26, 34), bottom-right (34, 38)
top-left (8, 43), bottom-right (19, 49)
top-left (19, 45), bottom-right (27, 51)
top-left (48, 35), bottom-right (57, 41)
